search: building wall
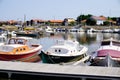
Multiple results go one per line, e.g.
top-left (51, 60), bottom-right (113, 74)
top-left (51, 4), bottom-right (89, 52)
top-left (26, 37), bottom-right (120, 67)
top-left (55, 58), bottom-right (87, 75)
top-left (117, 17), bottom-right (120, 26)
top-left (64, 18), bottom-right (76, 26)
top-left (96, 20), bottom-right (104, 25)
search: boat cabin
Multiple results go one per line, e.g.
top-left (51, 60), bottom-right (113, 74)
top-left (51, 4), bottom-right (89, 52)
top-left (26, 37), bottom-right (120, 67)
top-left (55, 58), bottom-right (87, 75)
top-left (7, 37), bottom-right (39, 46)
top-left (101, 40), bottom-right (120, 46)
top-left (8, 37), bottom-right (27, 45)
top-left (0, 44), bottom-right (29, 54)
top-left (47, 40), bottom-right (84, 55)
top-left (0, 37), bottom-right (40, 54)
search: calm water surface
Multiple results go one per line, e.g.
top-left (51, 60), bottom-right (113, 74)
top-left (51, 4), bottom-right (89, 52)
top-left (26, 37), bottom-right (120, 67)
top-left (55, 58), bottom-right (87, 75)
top-left (39, 32), bottom-right (120, 55)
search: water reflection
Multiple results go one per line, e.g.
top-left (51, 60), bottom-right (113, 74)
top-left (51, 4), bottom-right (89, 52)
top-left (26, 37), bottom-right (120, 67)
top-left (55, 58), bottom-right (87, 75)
top-left (40, 32), bottom-right (120, 55)
top-left (103, 33), bottom-right (120, 40)
top-left (76, 32), bottom-right (96, 45)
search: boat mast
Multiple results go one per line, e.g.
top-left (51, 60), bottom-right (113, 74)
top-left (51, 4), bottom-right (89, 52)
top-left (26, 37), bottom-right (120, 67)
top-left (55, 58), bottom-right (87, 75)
top-left (23, 14), bottom-right (26, 30)
top-left (109, 9), bottom-right (111, 28)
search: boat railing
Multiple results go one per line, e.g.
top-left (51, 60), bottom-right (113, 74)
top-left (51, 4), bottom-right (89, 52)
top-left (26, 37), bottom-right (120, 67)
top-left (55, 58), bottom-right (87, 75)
top-left (101, 45), bottom-right (120, 51)
top-left (78, 46), bottom-right (84, 51)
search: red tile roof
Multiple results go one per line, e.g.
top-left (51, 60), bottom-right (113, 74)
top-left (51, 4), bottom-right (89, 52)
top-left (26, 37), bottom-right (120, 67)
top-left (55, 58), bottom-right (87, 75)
top-left (49, 20), bottom-right (63, 23)
top-left (8, 20), bottom-right (17, 24)
top-left (32, 19), bottom-right (47, 22)
top-left (92, 16), bottom-right (107, 21)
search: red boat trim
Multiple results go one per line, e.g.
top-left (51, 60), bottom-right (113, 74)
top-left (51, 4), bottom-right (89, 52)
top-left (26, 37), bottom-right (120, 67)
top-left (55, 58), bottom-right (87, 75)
top-left (97, 49), bottom-right (120, 58)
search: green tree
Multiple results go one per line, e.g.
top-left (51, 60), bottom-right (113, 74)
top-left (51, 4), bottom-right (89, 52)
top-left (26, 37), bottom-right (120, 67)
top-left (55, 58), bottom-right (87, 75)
top-left (76, 14), bottom-right (92, 24)
top-left (86, 18), bottom-right (96, 25)
top-left (103, 21), bottom-right (110, 26)
top-left (69, 21), bottom-right (76, 26)
top-left (45, 21), bottom-right (50, 26)
top-left (111, 17), bottom-right (117, 21)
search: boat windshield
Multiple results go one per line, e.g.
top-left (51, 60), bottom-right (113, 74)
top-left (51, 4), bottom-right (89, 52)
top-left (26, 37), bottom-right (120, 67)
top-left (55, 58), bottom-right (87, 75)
top-left (112, 41), bottom-right (120, 46)
top-left (101, 41), bottom-right (110, 46)
top-left (0, 37), bottom-right (6, 42)
top-left (101, 40), bottom-right (120, 46)
top-left (8, 38), bottom-right (26, 44)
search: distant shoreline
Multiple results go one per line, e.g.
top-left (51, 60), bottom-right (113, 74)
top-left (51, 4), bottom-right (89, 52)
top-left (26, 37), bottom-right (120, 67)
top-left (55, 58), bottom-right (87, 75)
top-left (0, 25), bottom-right (120, 31)
top-left (43, 25), bottom-right (120, 30)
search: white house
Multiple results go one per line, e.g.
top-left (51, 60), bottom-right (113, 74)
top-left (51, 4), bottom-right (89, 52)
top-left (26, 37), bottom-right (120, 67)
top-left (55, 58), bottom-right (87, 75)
top-left (91, 16), bottom-right (107, 25)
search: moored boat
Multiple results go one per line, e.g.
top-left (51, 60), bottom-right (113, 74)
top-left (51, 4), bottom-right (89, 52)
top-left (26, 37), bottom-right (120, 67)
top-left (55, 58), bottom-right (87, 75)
top-left (40, 40), bottom-right (90, 64)
top-left (90, 38), bottom-right (120, 67)
top-left (44, 26), bottom-right (54, 36)
top-left (0, 37), bottom-right (42, 62)
top-left (16, 31), bottom-right (40, 38)
top-left (16, 26), bottom-right (40, 38)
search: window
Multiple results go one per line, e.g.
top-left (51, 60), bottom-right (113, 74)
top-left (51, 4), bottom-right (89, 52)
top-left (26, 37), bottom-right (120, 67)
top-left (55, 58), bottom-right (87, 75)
top-left (16, 49), bottom-right (19, 52)
top-left (9, 39), bottom-right (15, 44)
top-left (101, 41), bottom-right (110, 45)
top-left (20, 48), bottom-right (22, 51)
top-left (55, 49), bottom-right (57, 52)
top-left (59, 50), bottom-right (61, 52)
top-left (23, 48), bottom-right (26, 50)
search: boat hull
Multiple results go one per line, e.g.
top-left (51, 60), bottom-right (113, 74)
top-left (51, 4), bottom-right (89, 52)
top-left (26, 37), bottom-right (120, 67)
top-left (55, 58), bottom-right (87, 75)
top-left (16, 33), bottom-right (39, 38)
top-left (16, 54), bottom-right (41, 62)
top-left (98, 49), bottom-right (120, 58)
top-left (40, 51), bottom-right (88, 64)
top-left (0, 50), bottom-right (41, 61)
top-left (90, 55), bottom-right (120, 67)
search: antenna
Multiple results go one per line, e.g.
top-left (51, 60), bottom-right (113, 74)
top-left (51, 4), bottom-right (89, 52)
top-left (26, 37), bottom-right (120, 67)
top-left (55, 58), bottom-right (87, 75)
top-left (109, 9), bottom-right (111, 27)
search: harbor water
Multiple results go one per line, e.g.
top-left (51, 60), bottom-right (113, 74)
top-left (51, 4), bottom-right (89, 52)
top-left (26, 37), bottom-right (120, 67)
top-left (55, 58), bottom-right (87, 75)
top-left (1, 32), bottom-right (120, 80)
top-left (39, 32), bottom-right (120, 56)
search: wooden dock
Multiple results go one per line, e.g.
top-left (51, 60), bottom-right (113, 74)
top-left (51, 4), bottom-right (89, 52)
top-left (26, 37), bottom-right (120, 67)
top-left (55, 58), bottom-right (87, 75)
top-left (0, 61), bottom-right (120, 80)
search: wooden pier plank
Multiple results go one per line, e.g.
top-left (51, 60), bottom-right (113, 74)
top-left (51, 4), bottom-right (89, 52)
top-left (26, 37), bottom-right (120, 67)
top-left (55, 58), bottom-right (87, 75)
top-left (0, 61), bottom-right (120, 79)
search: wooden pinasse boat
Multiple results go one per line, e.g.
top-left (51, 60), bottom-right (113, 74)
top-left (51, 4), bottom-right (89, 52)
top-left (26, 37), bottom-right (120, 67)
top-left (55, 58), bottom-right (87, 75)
top-left (0, 37), bottom-right (42, 62)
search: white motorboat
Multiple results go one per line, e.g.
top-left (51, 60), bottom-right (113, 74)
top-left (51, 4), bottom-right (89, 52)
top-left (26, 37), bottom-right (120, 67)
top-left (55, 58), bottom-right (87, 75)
top-left (40, 39), bottom-right (90, 64)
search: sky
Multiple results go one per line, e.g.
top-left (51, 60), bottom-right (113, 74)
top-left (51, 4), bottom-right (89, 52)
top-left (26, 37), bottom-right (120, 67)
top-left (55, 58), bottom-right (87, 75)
top-left (0, 0), bottom-right (120, 21)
